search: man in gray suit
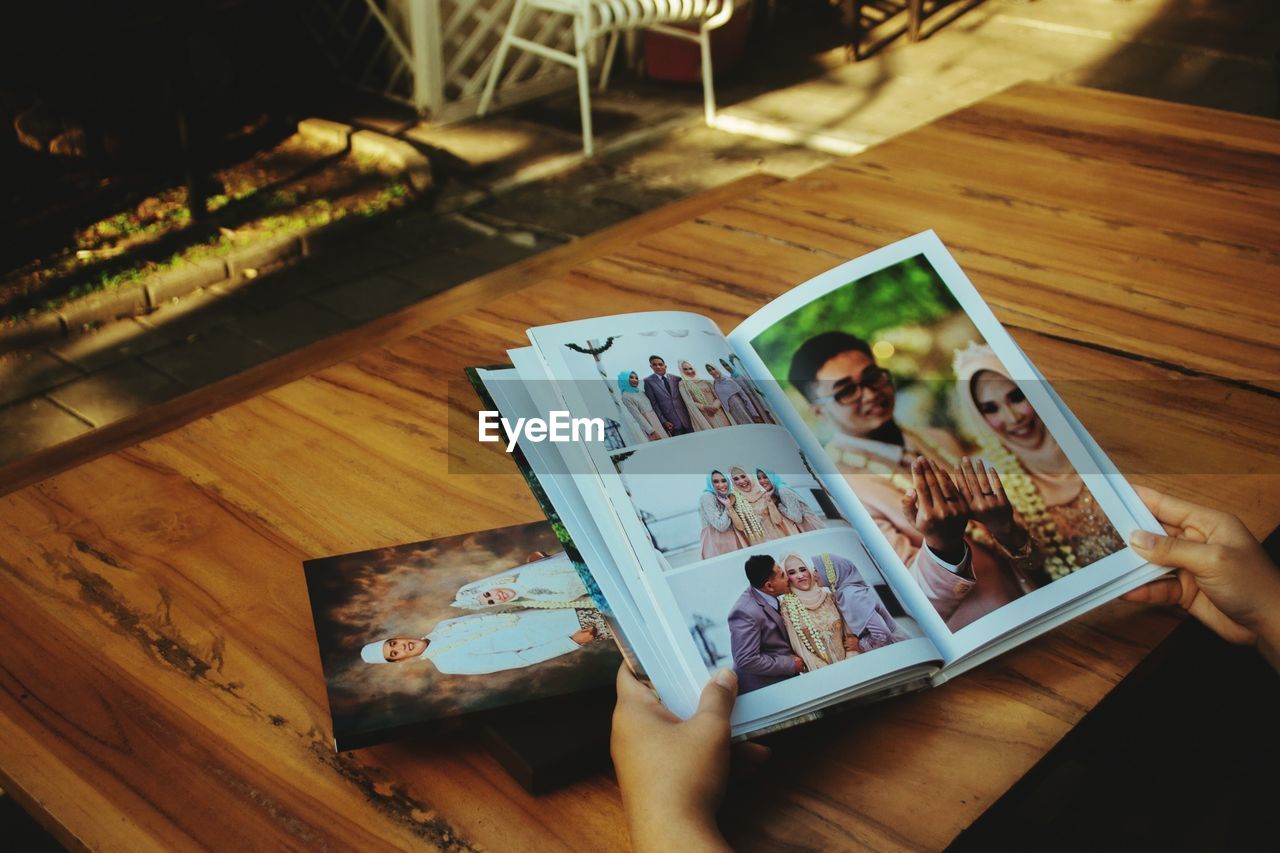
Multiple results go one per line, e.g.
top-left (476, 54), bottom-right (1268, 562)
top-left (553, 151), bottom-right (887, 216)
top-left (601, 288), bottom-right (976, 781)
top-left (643, 355), bottom-right (693, 436)
top-left (728, 554), bottom-right (805, 694)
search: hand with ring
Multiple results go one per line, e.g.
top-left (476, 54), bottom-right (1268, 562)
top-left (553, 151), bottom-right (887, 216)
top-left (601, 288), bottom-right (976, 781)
top-left (901, 457), bottom-right (971, 564)
top-left (954, 456), bottom-right (1027, 552)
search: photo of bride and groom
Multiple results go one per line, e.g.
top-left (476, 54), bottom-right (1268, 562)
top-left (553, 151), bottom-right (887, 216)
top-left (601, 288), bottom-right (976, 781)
top-left (728, 551), bottom-right (910, 694)
top-left (750, 254), bottom-right (1128, 631)
top-left (303, 521), bottom-right (621, 748)
top-left (358, 550), bottom-right (612, 674)
top-left (671, 531), bottom-right (918, 697)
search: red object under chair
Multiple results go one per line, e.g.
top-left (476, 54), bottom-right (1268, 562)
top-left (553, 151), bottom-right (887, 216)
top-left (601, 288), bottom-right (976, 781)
top-left (644, 3), bottom-right (751, 82)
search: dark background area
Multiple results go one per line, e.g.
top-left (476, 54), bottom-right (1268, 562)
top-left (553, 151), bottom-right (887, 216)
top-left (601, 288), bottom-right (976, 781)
top-left (0, 0), bottom-right (333, 271)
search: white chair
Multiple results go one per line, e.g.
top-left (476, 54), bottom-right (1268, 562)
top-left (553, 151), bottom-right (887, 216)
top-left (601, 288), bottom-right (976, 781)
top-left (477, 0), bottom-right (734, 156)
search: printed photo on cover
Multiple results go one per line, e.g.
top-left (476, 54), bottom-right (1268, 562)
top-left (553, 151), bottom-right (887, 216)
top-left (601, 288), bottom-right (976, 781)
top-left (303, 521), bottom-right (620, 745)
top-left (749, 254), bottom-right (1126, 631)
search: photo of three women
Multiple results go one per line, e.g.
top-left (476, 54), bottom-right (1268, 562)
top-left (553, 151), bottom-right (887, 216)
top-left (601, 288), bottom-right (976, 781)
top-left (617, 354), bottom-right (774, 442)
top-left (728, 551), bottom-right (908, 694)
top-left (700, 465), bottom-right (827, 559)
top-left (787, 331), bottom-right (1125, 631)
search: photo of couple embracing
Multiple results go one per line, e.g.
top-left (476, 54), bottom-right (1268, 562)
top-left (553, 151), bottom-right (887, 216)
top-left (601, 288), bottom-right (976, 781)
top-left (358, 550), bottom-right (612, 675)
top-left (303, 521), bottom-right (620, 748)
top-left (729, 551), bottom-right (909, 694)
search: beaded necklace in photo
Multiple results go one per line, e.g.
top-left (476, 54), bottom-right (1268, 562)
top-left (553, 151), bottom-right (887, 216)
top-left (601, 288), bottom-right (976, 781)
top-left (780, 592), bottom-right (831, 664)
top-left (732, 490), bottom-right (768, 541)
top-left (975, 437), bottom-right (1080, 580)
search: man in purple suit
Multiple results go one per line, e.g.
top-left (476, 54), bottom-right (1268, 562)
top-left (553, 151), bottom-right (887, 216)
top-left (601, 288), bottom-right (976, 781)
top-left (643, 355), bottom-right (693, 436)
top-left (728, 554), bottom-right (805, 694)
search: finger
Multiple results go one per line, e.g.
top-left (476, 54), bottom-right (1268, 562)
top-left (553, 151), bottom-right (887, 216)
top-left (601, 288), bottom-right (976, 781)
top-left (972, 456), bottom-right (994, 497)
top-left (921, 459), bottom-right (947, 508)
top-left (929, 459), bottom-right (962, 509)
top-left (694, 668), bottom-right (739, 722)
top-left (615, 664), bottom-right (664, 709)
top-left (955, 456), bottom-right (975, 499)
top-left (986, 464), bottom-right (1008, 504)
top-left (1133, 485), bottom-right (1226, 537)
top-left (910, 461), bottom-right (933, 512)
top-left (901, 487), bottom-right (920, 519)
top-left (954, 460), bottom-right (975, 504)
top-left (1121, 577), bottom-right (1184, 605)
top-left (963, 457), bottom-right (986, 506)
top-left (1129, 530), bottom-right (1224, 577)
top-left (933, 459), bottom-right (958, 498)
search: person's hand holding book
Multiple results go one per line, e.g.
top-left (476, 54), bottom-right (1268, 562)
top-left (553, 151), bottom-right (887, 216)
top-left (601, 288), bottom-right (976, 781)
top-left (1124, 486), bottom-right (1280, 671)
top-left (613, 666), bottom-right (766, 852)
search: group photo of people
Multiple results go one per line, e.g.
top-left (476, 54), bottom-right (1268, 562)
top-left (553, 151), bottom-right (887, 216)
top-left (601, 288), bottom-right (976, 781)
top-left (749, 255), bottom-right (1127, 631)
top-left (614, 426), bottom-right (850, 569)
top-left (554, 326), bottom-right (775, 449)
top-left (303, 522), bottom-right (620, 745)
top-left (669, 530), bottom-right (918, 695)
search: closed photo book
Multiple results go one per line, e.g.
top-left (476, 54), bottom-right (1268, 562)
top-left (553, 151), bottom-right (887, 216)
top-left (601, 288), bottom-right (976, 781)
top-left (302, 520), bottom-right (621, 751)
top-left (470, 230), bottom-right (1167, 739)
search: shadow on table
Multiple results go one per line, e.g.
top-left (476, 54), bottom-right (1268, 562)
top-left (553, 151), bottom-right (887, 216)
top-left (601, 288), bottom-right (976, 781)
top-left (951, 525), bottom-right (1280, 851)
top-left (0, 791), bottom-right (62, 852)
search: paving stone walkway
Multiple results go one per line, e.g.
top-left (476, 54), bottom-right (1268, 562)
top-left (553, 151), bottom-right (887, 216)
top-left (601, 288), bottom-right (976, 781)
top-left (1, 0), bottom-right (1274, 467)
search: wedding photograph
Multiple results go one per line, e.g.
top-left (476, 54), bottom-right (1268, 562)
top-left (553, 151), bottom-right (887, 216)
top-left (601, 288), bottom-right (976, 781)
top-left (612, 424), bottom-right (850, 569)
top-left (667, 529), bottom-right (921, 695)
top-left (302, 521), bottom-right (621, 749)
top-left (748, 254), bottom-right (1127, 630)
top-left (553, 326), bottom-right (776, 449)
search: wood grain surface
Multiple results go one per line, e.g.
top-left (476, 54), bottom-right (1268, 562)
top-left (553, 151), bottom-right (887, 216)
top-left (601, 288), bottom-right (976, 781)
top-left (1, 82), bottom-right (1277, 851)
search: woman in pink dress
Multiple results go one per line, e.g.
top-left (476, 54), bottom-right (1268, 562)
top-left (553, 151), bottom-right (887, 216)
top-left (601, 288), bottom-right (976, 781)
top-left (757, 468), bottom-right (826, 533)
top-left (699, 469), bottom-right (747, 559)
top-left (728, 464), bottom-right (792, 543)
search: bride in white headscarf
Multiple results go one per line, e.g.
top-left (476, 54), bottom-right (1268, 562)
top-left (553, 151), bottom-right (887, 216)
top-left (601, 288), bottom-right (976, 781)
top-left (777, 552), bottom-right (852, 672)
top-left (357, 552), bottom-right (611, 675)
top-left (952, 342), bottom-right (1124, 586)
top-left (450, 551), bottom-right (594, 610)
top-left (359, 609), bottom-right (598, 675)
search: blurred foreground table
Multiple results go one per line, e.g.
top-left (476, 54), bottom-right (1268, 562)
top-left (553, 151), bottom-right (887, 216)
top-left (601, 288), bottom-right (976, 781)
top-left (1, 82), bottom-right (1278, 850)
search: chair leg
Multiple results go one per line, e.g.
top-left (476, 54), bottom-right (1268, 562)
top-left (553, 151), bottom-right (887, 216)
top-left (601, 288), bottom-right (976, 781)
top-left (599, 30), bottom-right (620, 92)
top-left (849, 0), bottom-right (863, 62)
top-left (478, 0), bottom-right (525, 116)
top-left (908, 0), bottom-right (923, 42)
top-left (699, 25), bottom-right (716, 126)
top-left (574, 18), bottom-right (595, 156)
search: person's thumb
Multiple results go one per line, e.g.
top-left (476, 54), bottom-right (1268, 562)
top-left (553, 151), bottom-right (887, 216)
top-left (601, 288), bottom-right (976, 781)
top-left (1130, 529), bottom-right (1219, 576)
top-left (901, 489), bottom-right (918, 517)
top-left (695, 668), bottom-right (739, 721)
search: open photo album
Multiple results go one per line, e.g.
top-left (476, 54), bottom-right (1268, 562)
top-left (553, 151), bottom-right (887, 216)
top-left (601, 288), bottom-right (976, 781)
top-left (470, 230), bottom-right (1167, 738)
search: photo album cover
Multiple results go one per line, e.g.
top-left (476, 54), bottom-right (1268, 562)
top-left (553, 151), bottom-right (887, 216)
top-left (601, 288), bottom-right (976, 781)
top-left (472, 230), bottom-right (1168, 739)
top-left (303, 521), bottom-right (622, 750)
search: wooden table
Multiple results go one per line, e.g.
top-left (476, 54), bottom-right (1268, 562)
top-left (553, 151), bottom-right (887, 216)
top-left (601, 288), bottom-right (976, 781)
top-left (2, 82), bottom-right (1278, 851)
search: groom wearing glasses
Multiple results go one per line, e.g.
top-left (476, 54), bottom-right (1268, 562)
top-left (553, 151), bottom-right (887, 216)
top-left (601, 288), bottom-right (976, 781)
top-left (788, 332), bottom-right (1025, 629)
